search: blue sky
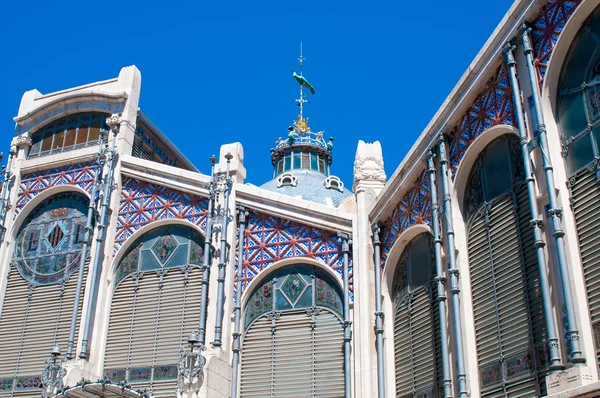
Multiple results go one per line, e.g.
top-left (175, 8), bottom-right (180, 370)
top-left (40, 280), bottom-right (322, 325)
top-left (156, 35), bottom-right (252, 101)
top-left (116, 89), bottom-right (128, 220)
top-left (0, 0), bottom-right (514, 188)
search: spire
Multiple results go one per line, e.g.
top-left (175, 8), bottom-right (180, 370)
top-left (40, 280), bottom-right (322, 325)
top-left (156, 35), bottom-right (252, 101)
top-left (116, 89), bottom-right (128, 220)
top-left (269, 46), bottom-right (334, 177)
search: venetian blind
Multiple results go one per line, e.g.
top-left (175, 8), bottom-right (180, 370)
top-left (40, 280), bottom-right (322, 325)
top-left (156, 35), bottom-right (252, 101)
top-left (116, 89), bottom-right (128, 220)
top-left (394, 287), bottom-right (440, 397)
top-left (240, 309), bottom-right (344, 398)
top-left (467, 190), bottom-right (542, 397)
top-left (0, 262), bottom-right (87, 398)
top-left (104, 267), bottom-right (201, 398)
top-left (570, 169), bottom-right (600, 361)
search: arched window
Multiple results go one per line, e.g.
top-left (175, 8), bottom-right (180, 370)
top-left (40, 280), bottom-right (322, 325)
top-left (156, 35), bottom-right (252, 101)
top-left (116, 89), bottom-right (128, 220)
top-left (464, 135), bottom-right (547, 396)
top-left (0, 193), bottom-right (89, 394)
top-left (393, 233), bottom-right (442, 397)
top-left (28, 112), bottom-right (109, 159)
top-left (104, 225), bottom-right (204, 397)
top-left (557, 5), bottom-right (600, 360)
top-left (240, 265), bottom-right (345, 397)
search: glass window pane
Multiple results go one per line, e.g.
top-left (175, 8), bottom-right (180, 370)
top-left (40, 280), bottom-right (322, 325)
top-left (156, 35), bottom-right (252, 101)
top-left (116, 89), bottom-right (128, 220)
top-left (558, 92), bottom-right (588, 138)
top-left (408, 235), bottom-right (432, 290)
top-left (52, 129), bottom-right (65, 150)
top-left (482, 139), bottom-right (512, 200)
top-left (88, 122), bottom-right (101, 142)
top-left (311, 152), bottom-right (318, 170)
top-left (567, 133), bottom-right (595, 174)
top-left (293, 151), bottom-right (301, 169)
top-left (561, 34), bottom-right (597, 90)
top-left (64, 127), bottom-right (77, 147)
top-left (302, 151), bottom-right (310, 169)
top-left (76, 125), bottom-right (89, 145)
top-left (41, 132), bottom-right (53, 152)
top-left (318, 156), bottom-right (324, 173)
top-left (284, 152), bottom-right (291, 171)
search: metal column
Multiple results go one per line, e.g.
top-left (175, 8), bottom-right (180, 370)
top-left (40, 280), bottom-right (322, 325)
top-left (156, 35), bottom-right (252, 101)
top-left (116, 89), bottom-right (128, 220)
top-left (438, 137), bottom-right (468, 397)
top-left (372, 224), bottom-right (385, 398)
top-left (0, 149), bottom-right (15, 243)
top-left (230, 205), bottom-right (248, 398)
top-left (521, 23), bottom-right (585, 364)
top-left (65, 139), bottom-right (104, 359)
top-left (80, 116), bottom-right (119, 359)
top-left (427, 151), bottom-right (454, 397)
top-left (213, 154), bottom-right (233, 347)
top-left (504, 42), bottom-right (564, 370)
top-left (339, 232), bottom-right (352, 398)
top-left (198, 156), bottom-right (217, 347)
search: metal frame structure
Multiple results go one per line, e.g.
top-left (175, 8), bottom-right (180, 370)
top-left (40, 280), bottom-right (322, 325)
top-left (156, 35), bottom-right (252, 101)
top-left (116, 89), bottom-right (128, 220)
top-left (427, 151), bottom-right (453, 397)
top-left (521, 22), bottom-right (585, 364)
top-left (504, 41), bottom-right (564, 371)
top-left (80, 115), bottom-right (120, 359)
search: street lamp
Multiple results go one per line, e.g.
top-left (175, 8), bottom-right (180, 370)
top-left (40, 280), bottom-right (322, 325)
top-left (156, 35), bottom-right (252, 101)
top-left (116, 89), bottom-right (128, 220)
top-left (177, 332), bottom-right (206, 393)
top-left (41, 344), bottom-right (65, 397)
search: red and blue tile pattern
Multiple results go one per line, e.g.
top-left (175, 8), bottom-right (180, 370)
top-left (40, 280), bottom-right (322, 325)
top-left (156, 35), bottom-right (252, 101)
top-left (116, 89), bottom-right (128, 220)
top-left (115, 177), bottom-right (209, 252)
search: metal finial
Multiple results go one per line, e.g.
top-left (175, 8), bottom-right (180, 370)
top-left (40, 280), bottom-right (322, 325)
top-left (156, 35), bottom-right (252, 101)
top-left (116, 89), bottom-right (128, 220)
top-left (188, 332), bottom-right (199, 345)
top-left (298, 41), bottom-right (305, 68)
top-left (50, 344), bottom-right (61, 357)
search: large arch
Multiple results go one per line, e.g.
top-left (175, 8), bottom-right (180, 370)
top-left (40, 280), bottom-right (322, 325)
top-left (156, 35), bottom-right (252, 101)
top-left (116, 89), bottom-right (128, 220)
top-left (385, 230), bottom-right (442, 397)
top-left (0, 191), bottom-right (91, 396)
top-left (102, 223), bottom-right (205, 398)
top-left (381, 223), bottom-right (434, 398)
top-left (461, 134), bottom-right (549, 396)
top-left (239, 262), bottom-right (345, 397)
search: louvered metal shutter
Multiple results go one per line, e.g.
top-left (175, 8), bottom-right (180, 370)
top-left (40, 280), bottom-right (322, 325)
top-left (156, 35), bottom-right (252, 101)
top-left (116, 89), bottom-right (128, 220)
top-left (468, 192), bottom-right (541, 396)
top-left (104, 268), bottom-right (201, 398)
top-left (240, 317), bottom-right (273, 397)
top-left (570, 169), bottom-right (600, 361)
top-left (240, 309), bottom-right (344, 398)
top-left (394, 287), bottom-right (439, 397)
top-left (314, 311), bottom-right (344, 397)
top-left (0, 262), bottom-right (87, 398)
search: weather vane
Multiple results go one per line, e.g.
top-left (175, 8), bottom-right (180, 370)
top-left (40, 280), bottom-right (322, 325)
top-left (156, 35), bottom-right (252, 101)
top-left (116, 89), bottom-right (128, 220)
top-left (292, 42), bottom-right (315, 133)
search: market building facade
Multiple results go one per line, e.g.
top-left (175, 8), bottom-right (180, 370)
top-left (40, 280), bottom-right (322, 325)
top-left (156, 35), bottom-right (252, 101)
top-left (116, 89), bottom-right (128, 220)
top-left (0, 0), bottom-right (599, 397)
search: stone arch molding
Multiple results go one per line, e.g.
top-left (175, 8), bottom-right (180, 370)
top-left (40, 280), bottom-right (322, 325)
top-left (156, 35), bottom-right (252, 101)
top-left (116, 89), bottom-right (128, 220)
top-left (9, 184), bottom-right (91, 244)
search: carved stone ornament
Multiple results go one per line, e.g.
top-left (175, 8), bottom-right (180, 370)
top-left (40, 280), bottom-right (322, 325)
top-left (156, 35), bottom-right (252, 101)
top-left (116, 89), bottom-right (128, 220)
top-left (15, 135), bottom-right (32, 148)
top-left (354, 140), bottom-right (386, 183)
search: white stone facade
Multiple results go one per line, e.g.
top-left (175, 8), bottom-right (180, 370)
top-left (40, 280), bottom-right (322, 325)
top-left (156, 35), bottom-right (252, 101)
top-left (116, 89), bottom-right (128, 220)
top-left (0, 1), bottom-right (600, 397)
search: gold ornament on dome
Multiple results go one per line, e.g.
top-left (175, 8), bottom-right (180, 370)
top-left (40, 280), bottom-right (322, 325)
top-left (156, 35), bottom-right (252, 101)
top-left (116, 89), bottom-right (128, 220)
top-left (294, 114), bottom-right (309, 134)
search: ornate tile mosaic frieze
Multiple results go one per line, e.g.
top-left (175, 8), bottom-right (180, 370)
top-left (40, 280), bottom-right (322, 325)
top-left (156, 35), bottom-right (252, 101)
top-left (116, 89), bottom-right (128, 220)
top-left (380, 169), bottom-right (432, 268)
top-left (448, 65), bottom-right (516, 175)
top-left (16, 161), bottom-right (98, 215)
top-left (532, 0), bottom-right (583, 84)
top-left (238, 210), bottom-right (352, 297)
top-left (115, 177), bottom-right (209, 252)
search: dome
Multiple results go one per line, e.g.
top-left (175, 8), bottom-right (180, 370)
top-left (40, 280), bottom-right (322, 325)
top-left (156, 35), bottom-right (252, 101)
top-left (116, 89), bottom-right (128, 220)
top-left (260, 169), bottom-right (352, 207)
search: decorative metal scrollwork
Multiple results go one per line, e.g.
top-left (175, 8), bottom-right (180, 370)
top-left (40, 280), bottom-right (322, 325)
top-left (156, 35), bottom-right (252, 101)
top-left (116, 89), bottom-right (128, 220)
top-left (177, 332), bottom-right (206, 390)
top-left (41, 345), bottom-right (66, 397)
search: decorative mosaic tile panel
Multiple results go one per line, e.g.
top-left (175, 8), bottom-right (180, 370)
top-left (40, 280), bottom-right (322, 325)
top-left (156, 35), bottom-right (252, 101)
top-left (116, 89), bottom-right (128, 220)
top-left (104, 369), bottom-right (127, 382)
top-left (13, 375), bottom-right (42, 390)
top-left (115, 177), bottom-right (208, 252)
top-left (448, 65), bottom-right (516, 175)
top-left (238, 210), bottom-right (352, 298)
top-left (153, 365), bottom-right (178, 380)
top-left (16, 161), bottom-right (98, 215)
top-left (532, 0), bottom-right (583, 84)
top-left (380, 169), bottom-right (432, 268)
